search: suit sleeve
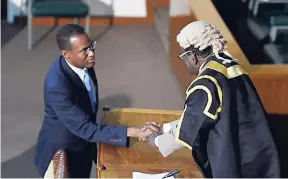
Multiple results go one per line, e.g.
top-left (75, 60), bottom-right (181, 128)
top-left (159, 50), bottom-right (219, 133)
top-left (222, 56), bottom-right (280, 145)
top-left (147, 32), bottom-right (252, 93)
top-left (175, 78), bottom-right (222, 150)
top-left (47, 88), bottom-right (128, 147)
top-left (157, 119), bottom-right (184, 157)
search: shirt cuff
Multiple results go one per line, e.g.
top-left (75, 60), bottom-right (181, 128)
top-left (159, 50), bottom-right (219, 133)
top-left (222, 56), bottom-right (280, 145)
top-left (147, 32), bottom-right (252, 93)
top-left (163, 123), bottom-right (171, 133)
top-left (154, 136), bottom-right (160, 147)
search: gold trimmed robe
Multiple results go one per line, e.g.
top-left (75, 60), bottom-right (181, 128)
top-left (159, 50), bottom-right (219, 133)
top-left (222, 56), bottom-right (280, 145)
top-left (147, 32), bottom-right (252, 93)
top-left (176, 53), bottom-right (280, 178)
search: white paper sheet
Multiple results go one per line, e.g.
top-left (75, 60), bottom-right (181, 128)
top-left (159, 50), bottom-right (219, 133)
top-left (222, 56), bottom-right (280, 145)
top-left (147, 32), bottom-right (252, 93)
top-left (132, 172), bottom-right (175, 179)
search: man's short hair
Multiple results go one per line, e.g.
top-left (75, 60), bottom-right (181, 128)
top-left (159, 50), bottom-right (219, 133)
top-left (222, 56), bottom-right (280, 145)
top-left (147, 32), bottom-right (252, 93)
top-left (56, 24), bottom-right (86, 50)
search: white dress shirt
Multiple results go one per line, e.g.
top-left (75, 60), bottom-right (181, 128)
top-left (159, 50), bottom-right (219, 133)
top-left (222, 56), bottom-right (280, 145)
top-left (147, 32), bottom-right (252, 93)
top-left (65, 59), bottom-right (86, 82)
top-left (155, 124), bottom-right (171, 147)
top-left (65, 60), bottom-right (96, 103)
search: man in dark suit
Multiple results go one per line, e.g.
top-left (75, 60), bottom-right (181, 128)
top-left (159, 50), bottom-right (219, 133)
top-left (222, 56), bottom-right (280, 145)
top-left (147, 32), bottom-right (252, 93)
top-left (34, 24), bottom-right (157, 178)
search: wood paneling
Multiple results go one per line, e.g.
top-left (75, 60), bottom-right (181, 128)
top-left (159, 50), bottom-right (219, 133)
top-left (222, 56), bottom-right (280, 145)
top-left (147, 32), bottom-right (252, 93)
top-left (32, 16), bottom-right (154, 26)
top-left (148, 0), bottom-right (170, 7)
top-left (169, 0), bottom-right (288, 114)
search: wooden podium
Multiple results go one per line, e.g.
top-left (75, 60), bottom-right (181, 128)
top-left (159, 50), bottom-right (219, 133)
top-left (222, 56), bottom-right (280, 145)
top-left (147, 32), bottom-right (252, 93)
top-left (96, 107), bottom-right (203, 178)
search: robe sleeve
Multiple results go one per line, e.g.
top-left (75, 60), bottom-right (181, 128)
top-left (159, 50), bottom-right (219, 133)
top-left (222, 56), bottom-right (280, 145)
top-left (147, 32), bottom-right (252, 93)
top-left (175, 77), bottom-right (222, 150)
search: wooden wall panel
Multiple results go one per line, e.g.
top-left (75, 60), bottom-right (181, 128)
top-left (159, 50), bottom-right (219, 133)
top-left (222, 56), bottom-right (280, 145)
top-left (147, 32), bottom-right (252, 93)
top-left (251, 73), bottom-right (288, 114)
top-left (148, 0), bottom-right (170, 7)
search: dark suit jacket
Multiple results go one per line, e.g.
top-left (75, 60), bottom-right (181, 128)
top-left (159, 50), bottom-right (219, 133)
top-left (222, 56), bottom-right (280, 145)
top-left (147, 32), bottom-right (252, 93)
top-left (35, 56), bottom-right (128, 177)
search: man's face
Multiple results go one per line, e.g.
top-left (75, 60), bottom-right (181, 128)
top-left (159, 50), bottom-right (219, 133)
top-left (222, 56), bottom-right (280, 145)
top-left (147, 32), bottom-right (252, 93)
top-left (178, 50), bottom-right (199, 75)
top-left (63, 34), bottom-right (96, 69)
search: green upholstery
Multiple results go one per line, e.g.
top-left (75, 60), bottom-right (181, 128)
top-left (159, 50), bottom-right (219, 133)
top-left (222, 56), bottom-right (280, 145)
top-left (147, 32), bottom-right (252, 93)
top-left (270, 15), bottom-right (288, 26)
top-left (32, 0), bottom-right (89, 17)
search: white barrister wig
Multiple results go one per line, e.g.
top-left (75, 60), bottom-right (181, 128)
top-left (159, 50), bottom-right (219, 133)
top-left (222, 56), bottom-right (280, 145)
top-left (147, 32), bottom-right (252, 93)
top-left (176, 21), bottom-right (228, 54)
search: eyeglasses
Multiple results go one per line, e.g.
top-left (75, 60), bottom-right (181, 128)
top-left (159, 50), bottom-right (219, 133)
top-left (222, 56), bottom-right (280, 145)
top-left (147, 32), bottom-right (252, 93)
top-left (83, 41), bottom-right (96, 55)
top-left (178, 50), bottom-right (194, 60)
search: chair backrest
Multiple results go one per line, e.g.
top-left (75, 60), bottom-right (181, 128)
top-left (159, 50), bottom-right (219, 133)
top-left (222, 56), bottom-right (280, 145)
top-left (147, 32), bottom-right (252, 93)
top-left (53, 149), bottom-right (69, 178)
top-left (33, 0), bottom-right (78, 3)
top-left (256, 3), bottom-right (287, 22)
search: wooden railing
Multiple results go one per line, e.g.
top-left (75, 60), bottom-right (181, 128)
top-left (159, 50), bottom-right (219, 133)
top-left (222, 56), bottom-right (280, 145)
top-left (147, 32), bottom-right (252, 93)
top-left (169, 0), bottom-right (288, 114)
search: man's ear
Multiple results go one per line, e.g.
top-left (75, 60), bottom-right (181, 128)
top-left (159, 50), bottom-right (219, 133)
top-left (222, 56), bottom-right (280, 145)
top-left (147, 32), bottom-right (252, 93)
top-left (61, 50), bottom-right (70, 59)
top-left (192, 53), bottom-right (199, 65)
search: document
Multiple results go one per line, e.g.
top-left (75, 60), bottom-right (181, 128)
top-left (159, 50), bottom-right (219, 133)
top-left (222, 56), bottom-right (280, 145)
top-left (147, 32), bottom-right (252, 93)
top-left (132, 172), bottom-right (175, 179)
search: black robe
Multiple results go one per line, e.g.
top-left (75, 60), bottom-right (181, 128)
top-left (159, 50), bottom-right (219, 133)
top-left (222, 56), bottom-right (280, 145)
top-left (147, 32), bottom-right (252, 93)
top-left (175, 53), bottom-right (280, 178)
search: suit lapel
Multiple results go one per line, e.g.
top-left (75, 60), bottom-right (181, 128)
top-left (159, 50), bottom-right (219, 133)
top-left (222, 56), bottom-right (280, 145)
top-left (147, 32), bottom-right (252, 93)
top-left (60, 56), bottom-right (93, 113)
top-left (60, 57), bottom-right (86, 90)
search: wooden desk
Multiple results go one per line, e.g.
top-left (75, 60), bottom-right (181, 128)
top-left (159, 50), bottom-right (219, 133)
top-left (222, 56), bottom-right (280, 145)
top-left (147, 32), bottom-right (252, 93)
top-left (97, 108), bottom-right (203, 178)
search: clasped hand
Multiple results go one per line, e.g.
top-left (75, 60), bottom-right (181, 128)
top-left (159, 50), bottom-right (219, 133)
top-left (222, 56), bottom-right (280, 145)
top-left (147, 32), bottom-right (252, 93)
top-left (129, 121), bottom-right (163, 147)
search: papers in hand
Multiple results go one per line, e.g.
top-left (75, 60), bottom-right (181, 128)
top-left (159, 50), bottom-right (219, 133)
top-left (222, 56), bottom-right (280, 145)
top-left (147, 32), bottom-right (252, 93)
top-left (132, 172), bottom-right (175, 179)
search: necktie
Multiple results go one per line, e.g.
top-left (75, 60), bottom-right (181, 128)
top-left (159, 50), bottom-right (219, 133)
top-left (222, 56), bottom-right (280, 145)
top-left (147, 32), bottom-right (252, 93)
top-left (83, 69), bottom-right (96, 112)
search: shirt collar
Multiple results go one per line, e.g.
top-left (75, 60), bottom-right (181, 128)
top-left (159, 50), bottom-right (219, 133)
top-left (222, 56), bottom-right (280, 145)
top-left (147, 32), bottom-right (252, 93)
top-left (65, 59), bottom-right (86, 81)
top-left (199, 61), bottom-right (206, 73)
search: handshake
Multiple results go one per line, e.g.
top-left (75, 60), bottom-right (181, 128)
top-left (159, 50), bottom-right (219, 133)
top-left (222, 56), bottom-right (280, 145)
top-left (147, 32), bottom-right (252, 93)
top-left (127, 121), bottom-right (163, 147)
